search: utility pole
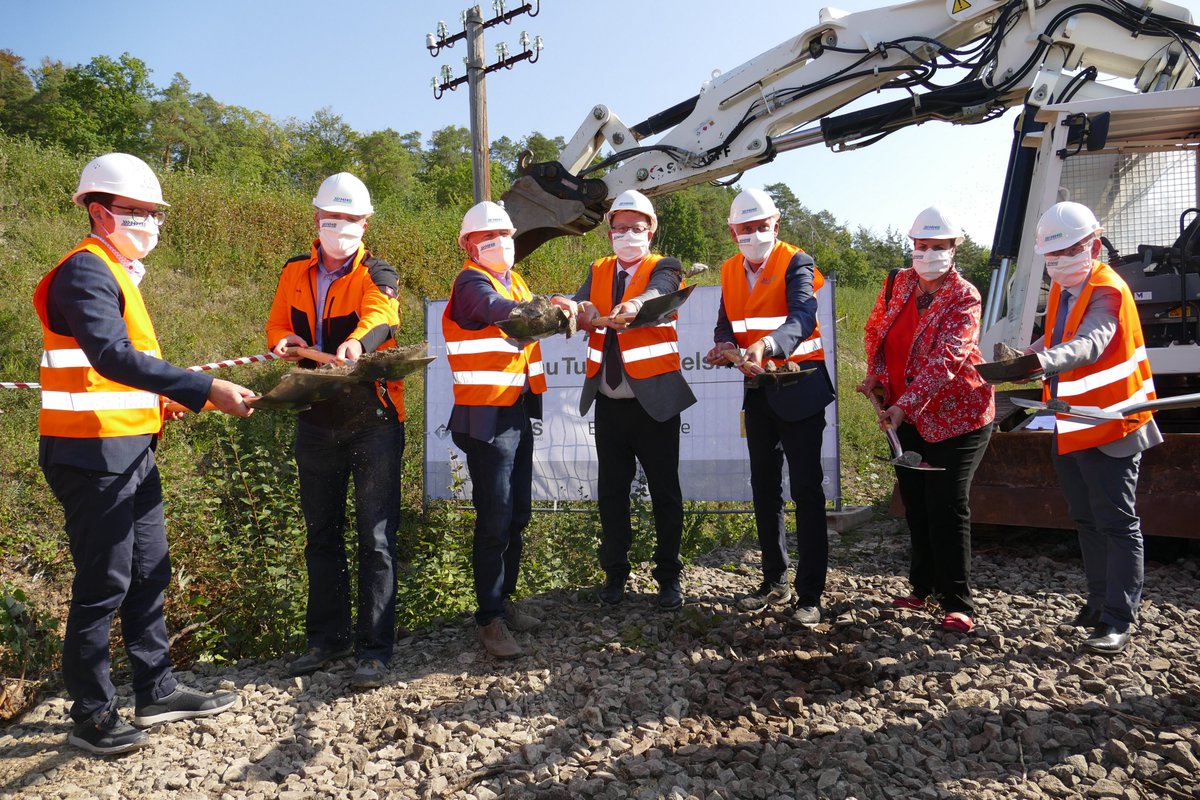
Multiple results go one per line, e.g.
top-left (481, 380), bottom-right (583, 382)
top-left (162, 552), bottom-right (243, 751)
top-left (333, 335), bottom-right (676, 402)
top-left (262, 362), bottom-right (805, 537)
top-left (427, 1), bottom-right (544, 203)
top-left (465, 8), bottom-right (489, 202)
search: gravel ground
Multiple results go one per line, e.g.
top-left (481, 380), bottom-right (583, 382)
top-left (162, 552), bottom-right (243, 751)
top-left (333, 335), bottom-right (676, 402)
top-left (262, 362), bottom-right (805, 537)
top-left (2, 520), bottom-right (1199, 800)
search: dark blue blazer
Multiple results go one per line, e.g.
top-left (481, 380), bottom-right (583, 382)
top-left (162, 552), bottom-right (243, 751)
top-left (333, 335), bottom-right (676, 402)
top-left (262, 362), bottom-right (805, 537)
top-left (714, 247), bottom-right (835, 423)
top-left (446, 268), bottom-right (544, 443)
top-left (38, 247), bottom-right (213, 473)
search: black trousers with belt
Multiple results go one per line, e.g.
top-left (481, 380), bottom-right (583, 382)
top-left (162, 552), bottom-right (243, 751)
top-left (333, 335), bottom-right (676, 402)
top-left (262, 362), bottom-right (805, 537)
top-left (594, 394), bottom-right (684, 586)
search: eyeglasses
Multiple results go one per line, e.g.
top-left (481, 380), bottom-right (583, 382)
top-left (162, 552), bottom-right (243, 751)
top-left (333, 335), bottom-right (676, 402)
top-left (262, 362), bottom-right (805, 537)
top-left (1047, 237), bottom-right (1093, 258)
top-left (611, 224), bottom-right (651, 235)
top-left (108, 204), bottom-right (166, 225)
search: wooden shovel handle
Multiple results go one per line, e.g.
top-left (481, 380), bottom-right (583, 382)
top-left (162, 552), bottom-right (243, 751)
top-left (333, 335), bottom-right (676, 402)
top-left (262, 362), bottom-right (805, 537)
top-left (591, 313), bottom-right (636, 328)
top-left (283, 346), bottom-right (339, 365)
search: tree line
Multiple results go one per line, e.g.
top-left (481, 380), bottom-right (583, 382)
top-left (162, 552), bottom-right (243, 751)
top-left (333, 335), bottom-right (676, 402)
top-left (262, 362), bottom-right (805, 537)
top-left (0, 49), bottom-right (992, 288)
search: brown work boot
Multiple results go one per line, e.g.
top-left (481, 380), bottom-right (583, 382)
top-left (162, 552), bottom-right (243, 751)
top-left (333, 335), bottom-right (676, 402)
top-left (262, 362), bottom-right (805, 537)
top-left (478, 618), bottom-right (522, 659)
top-left (502, 598), bottom-right (541, 632)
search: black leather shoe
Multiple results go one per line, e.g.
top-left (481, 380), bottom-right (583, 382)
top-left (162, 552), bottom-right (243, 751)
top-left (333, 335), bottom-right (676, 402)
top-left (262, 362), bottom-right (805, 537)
top-left (68, 709), bottom-right (149, 755)
top-left (1071, 606), bottom-right (1103, 628)
top-left (598, 576), bottom-right (626, 606)
top-left (1081, 624), bottom-right (1130, 655)
top-left (288, 644), bottom-right (353, 677)
top-left (657, 580), bottom-right (683, 611)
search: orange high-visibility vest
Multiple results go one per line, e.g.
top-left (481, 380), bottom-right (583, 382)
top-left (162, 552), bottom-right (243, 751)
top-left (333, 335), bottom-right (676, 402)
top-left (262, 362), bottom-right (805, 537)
top-left (719, 241), bottom-right (825, 365)
top-left (33, 239), bottom-right (164, 438)
top-left (584, 254), bottom-right (683, 380)
top-left (1042, 261), bottom-right (1155, 454)
top-left (442, 263), bottom-right (546, 406)
top-left (266, 241), bottom-right (405, 422)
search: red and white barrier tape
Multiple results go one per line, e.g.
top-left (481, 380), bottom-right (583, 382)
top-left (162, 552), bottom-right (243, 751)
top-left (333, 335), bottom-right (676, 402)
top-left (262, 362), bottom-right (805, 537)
top-left (3, 351), bottom-right (281, 389)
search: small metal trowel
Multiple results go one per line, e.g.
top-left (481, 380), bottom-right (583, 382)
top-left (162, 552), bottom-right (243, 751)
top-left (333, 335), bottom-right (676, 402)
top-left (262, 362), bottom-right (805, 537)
top-left (867, 391), bottom-right (944, 472)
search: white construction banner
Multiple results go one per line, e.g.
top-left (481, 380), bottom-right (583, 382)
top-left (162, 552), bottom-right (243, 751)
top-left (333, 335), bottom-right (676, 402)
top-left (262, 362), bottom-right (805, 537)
top-left (424, 284), bottom-right (839, 504)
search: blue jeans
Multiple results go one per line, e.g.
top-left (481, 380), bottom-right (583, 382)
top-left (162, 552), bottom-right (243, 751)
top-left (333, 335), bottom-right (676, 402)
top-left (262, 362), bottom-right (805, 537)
top-left (1052, 445), bottom-right (1144, 631)
top-left (452, 403), bottom-right (533, 626)
top-left (44, 450), bottom-right (178, 724)
top-left (295, 420), bottom-right (404, 661)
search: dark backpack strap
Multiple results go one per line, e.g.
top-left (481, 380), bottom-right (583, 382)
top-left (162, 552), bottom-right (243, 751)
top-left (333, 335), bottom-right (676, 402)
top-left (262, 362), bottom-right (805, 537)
top-left (885, 268), bottom-right (900, 305)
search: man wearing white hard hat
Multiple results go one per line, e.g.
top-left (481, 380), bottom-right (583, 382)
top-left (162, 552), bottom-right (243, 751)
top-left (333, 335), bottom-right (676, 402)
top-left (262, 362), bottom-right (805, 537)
top-left (442, 200), bottom-right (575, 659)
top-left (704, 187), bottom-right (835, 626)
top-left (573, 189), bottom-right (696, 610)
top-left (35, 153), bottom-right (255, 755)
top-left (267, 172), bottom-right (405, 687)
top-left (1026, 200), bottom-right (1161, 655)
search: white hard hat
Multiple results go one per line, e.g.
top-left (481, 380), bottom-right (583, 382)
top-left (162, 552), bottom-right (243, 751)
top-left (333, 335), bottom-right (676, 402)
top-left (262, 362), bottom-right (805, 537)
top-left (1034, 201), bottom-right (1103, 254)
top-left (604, 189), bottom-right (658, 233)
top-left (72, 153), bottom-right (168, 208)
top-left (728, 188), bottom-right (779, 225)
top-left (313, 172), bottom-right (374, 216)
top-left (908, 205), bottom-right (964, 244)
top-left (458, 201), bottom-right (514, 249)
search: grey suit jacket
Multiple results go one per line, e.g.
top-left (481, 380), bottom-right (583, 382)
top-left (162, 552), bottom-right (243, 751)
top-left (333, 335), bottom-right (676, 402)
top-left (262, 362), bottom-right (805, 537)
top-left (574, 255), bottom-right (697, 422)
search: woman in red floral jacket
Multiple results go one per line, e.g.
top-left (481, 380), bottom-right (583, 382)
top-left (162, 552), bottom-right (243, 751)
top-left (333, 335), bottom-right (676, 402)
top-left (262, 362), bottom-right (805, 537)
top-left (858, 206), bottom-right (995, 632)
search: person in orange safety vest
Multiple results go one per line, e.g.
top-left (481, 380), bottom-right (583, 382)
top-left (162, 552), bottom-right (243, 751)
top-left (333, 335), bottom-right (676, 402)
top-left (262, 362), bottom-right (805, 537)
top-left (704, 187), bottom-right (835, 627)
top-left (573, 189), bottom-right (697, 611)
top-left (1026, 201), bottom-right (1161, 656)
top-left (36, 153), bottom-right (253, 755)
top-left (442, 200), bottom-right (576, 660)
top-left (267, 172), bottom-right (405, 689)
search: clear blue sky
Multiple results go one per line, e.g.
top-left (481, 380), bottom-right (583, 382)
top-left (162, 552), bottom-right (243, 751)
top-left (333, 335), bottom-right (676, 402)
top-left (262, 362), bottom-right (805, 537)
top-left (10, 0), bottom-right (1040, 244)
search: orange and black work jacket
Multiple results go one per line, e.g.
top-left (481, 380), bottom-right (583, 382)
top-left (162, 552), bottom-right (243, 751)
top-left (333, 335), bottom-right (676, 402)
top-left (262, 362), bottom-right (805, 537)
top-left (442, 263), bottom-right (546, 407)
top-left (719, 241), bottom-right (825, 366)
top-left (584, 254), bottom-right (683, 380)
top-left (34, 239), bottom-right (165, 439)
top-left (266, 241), bottom-right (403, 428)
top-left (1042, 261), bottom-right (1155, 455)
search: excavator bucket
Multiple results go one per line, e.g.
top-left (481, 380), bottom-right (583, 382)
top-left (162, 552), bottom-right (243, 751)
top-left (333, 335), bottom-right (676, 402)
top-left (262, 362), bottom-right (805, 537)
top-left (500, 161), bottom-right (609, 262)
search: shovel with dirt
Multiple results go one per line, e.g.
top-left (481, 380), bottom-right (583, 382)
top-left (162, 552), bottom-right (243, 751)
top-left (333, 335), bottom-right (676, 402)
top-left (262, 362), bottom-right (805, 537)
top-left (247, 342), bottom-right (435, 411)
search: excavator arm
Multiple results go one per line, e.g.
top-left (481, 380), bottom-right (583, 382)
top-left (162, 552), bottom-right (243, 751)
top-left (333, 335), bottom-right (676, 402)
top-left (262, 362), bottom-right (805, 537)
top-left (503, 0), bottom-right (1199, 260)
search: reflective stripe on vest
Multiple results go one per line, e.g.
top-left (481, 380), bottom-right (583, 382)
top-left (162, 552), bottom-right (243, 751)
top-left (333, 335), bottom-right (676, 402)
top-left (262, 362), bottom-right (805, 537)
top-left (441, 263), bottom-right (546, 406)
top-left (1042, 262), bottom-right (1156, 453)
top-left (584, 254), bottom-right (683, 380)
top-left (719, 241), bottom-right (825, 365)
top-left (42, 347), bottom-right (159, 368)
top-left (33, 239), bottom-right (165, 439)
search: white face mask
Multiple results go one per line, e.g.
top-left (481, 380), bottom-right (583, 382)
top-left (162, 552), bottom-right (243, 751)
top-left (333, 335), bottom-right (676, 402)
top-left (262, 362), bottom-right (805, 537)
top-left (474, 235), bottom-right (515, 272)
top-left (106, 211), bottom-right (159, 262)
top-left (1045, 249), bottom-right (1093, 289)
top-left (611, 229), bottom-right (650, 263)
top-left (912, 247), bottom-right (954, 280)
top-left (318, 218), bottom-right (365, 261)
top-left (737, 231), bottom-right (775, 264)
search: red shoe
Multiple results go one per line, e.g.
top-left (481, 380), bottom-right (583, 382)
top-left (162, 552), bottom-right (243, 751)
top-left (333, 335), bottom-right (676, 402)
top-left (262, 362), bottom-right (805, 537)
top-left (942, 612), bottom-right (974, 632)
top-left (891, 595), bottom-right (925, 610)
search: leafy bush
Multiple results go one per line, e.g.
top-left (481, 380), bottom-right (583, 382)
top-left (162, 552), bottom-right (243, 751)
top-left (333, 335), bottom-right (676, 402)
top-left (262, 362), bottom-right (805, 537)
top-left (0, 583), bottom-right (61, 720)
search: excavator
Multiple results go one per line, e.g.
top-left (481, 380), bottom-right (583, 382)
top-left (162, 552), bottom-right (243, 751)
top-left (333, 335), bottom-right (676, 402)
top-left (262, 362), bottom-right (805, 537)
top-left (500, 0), bottom-right (1200, 537)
